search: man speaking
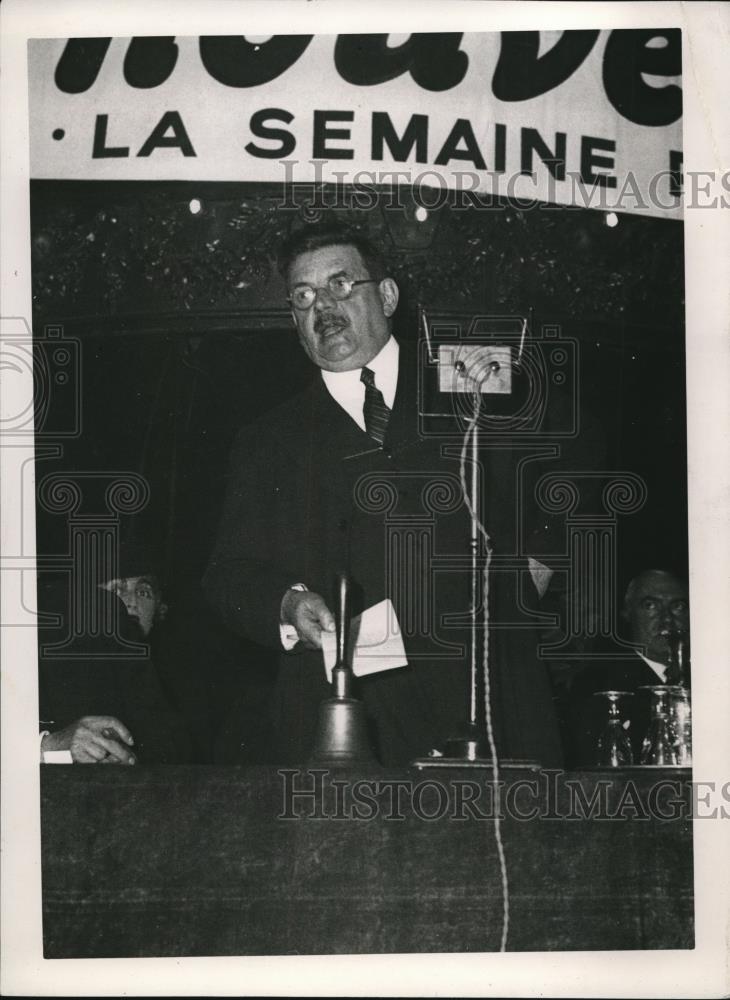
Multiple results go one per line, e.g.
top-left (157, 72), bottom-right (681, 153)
top-left (204, 222), bottom-right (563, 766)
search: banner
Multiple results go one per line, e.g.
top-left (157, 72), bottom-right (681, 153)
top-left (29, 30), bottom-right (683, 218)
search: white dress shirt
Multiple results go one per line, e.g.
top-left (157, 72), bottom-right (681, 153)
top-left (320, 335), bottom-right (399, 431)
top-left (39, 731), bottom-right (72, 763)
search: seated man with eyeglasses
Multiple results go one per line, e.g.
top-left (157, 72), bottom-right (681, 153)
top-left (559, 568), bottom-right (690, 767)
top-left (39, 543), bottom-right (193, 765)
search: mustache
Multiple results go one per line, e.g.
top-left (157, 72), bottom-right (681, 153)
top-left (313, 312), bottom-right (349, 335)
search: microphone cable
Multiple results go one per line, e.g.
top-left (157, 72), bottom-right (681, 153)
top-left (458, 384), bottom-right (510, 953)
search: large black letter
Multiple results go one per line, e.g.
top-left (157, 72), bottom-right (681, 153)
top-left (137, 111), bottom-right (196, 157)
top-left (123, 37), bottom-right (179, 88)
top-left (335, 33), bottom-right (467, 91)
top-left (493, 31), bottom-right (599, 101)
top-left (246, 108), bottom-right (296, 158)
top-left (580, 136), bottom-right (616, 189)
top-left (434, 119), bottom-right (486, 170)
top-left (55, 38), bottom-right (112, 93)
top-left (520, 128), bottom-right (567, 179)
top-left (313, 111), bottom-right (354, 159)
top-left (371, 113), bottom-right (428, 162)
top-left (92, 114), bottom-right (129, 158)
top-left (603, 29), bottom-right (682, 126)
top-left (199, 35), bottom-right (312, 87)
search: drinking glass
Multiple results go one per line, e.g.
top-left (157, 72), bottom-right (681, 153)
top-left (593, 690), bottom-right (634, 767)
top-left (640, 685), bottom-right (681, 766)
top-left (668, 684), bottom-right (692, 765)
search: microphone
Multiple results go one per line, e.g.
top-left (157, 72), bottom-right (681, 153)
top-left (438, 344), bottom-right (513, 395)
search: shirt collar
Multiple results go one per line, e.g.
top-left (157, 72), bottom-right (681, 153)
top-left (637, 651), bottom-right (668, 682)
top-left (321, 336), bottom-right (399, 412)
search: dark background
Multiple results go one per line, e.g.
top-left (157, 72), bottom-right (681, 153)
top-left (31, 179), bottom-right (688, 760)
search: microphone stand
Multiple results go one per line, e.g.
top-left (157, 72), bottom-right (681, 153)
top-left (437, 413), bottom-right (491, 763)
top-left (414, 353), bottom-right (516, 769)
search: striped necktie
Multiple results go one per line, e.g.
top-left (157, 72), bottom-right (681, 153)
top-left (360, 366), bottom-right (390, 445)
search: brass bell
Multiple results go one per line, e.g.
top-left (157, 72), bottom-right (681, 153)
top-left (310, 572), bottom-right (375, 765)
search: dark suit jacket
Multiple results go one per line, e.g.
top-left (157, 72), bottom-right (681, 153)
top-left (560, 650), bottom-right (667, 767)
top-left (38, 578), bottom-right (194, 764)
top-left (205, 340), bottom-right (570, 766)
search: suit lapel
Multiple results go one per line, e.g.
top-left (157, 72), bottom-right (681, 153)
top-left (311, 377), bottom-right (380, 459)
top-left (383, 339), bottom-right (421, 455)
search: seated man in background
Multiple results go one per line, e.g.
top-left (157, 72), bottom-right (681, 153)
top-left (562, 568), bottom-right (690, 767)
top-left (39, 541), bottom-right (194, 764)
top-left (101, 571), bottom-right (168, 642)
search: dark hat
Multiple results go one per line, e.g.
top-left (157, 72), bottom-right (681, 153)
top-left (94, 535), bottom-right (164, 588)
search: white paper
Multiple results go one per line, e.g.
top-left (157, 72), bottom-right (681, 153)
top-left (321, 598), bottom-right (408, 683)
top-left (41, 751), bottom-right (73, 765)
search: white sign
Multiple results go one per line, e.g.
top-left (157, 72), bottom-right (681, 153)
top-left (29, 31), bottom-right (683, 218)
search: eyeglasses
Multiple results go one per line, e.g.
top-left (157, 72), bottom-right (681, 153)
top-left (638, 598), bottom-right (689, 615)
top-left (105, 579), bottom-right (158, 602)
top-left (288, 276), bottom-right (378, 311)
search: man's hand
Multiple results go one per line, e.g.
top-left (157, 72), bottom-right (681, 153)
top-left (280, 590), bottom-right (336, 650)
top-left (41, 716), bottom-right (136, 764)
